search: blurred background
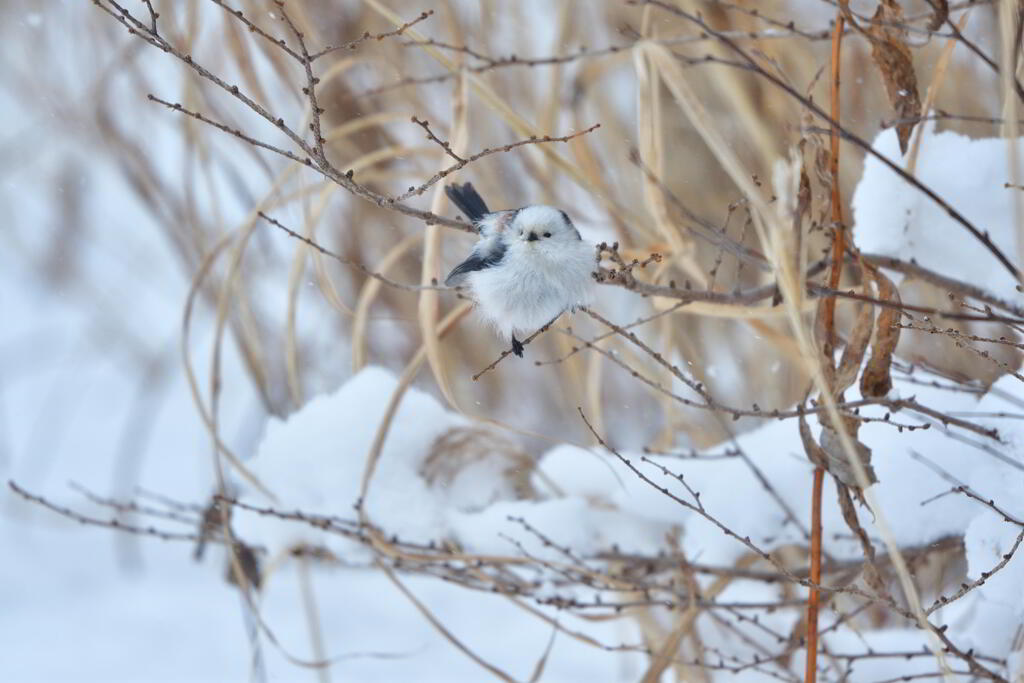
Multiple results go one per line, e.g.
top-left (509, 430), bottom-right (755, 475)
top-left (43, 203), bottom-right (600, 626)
top-left (2, 1), bottom-right (1020, 681)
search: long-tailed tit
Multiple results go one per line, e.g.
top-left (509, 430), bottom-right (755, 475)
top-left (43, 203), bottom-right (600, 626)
top-left (444, 183), bottom-right (594, 357)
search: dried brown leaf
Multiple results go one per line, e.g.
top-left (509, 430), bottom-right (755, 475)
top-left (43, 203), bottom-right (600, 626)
top-left (834, 299), bottom-right (875, 396)
top-left (801, 411), bottom-right (878, 490)
top-left (867, 0), bottom-right (922, 154)
top-left (835, 483), bottom-right (886, 595)
top-left (861, 267), bottom-right (901, 397)
top-left (821, 425), bottom-right (879, 488)
top-left (793, 161), bottom-right (812, 257)
top-left (799, 413), bottom-right (828, 470)
top-left (928, 0), bottom-right (949, 31)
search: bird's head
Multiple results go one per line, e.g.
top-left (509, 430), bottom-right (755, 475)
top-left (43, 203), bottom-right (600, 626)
top-left (507, 206), bottom-right (581, 255)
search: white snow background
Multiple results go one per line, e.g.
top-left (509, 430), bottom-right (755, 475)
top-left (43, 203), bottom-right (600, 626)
top-left (3, 2), bottom-right (1024, 683)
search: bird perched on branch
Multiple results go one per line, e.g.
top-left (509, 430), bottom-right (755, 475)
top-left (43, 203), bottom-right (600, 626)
top-left (444, 183), bottom-right (595, 358)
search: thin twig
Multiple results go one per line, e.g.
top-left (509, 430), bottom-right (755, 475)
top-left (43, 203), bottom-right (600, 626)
top-left (258, 213), bottom-right (449, 292)
top-left (393, 124), bottom-right (601, 202)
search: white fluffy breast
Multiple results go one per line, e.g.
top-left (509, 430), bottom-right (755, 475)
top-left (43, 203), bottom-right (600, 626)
top-left (467, 236), bottom-right (594, 338)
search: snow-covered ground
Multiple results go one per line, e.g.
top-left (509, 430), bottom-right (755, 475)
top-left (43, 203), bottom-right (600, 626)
top-left (4, 2), bottom-right (1024, 682)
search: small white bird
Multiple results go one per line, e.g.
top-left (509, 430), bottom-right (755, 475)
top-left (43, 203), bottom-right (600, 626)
top-left (444, 183), bottom-right (595, 357)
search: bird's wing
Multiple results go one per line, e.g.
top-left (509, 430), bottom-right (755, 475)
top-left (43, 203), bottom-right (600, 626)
top-left (445, 183), bottom-right (491, 225)
top-left (444, 239), bottom-right (506, 286)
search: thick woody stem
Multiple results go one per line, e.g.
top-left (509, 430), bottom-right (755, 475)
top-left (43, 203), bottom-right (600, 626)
top-left (807, 10), bottom-right (846, 683)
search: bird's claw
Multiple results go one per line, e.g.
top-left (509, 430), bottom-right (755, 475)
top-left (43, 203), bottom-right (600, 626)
top-left (510, 336), bottom-right (525, 358)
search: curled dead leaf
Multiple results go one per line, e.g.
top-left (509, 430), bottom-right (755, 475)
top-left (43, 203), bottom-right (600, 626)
top-left (928, 0), bottom-right (949, 32)
top-left (861, 267), bottom-right (901, 398)
top-left (800, 412), bottom-right (878, 490)
top-left (834, 298), bottom-right (875, 397)
top-left (835, 483), bottom-right (886, 595)
top-left (821, 425), bottom-right (879, 489)
top-left (799, 413), bottom-right (828, 470)
top-left (867, 0), bottom-right (922, 154)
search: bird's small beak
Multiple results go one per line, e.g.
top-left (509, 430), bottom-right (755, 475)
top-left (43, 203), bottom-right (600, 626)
top-left (525, 231), bottom-right (539, 242)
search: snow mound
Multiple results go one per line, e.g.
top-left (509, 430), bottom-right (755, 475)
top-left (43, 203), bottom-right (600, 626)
top-left (852, 122), bottom-right (1023, 297)
top-left (235, 365), bottom-right (1024, 672)
top-left (235, 366), bottom-right (460, 558)
top-left (234, 367), bottom-right (679, 563)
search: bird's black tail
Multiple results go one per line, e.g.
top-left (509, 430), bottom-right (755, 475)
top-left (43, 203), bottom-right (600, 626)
top-left (445, 182), bottom-right (490, 223)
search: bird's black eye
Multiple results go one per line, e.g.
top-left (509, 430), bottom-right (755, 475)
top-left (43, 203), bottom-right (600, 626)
top-left (543, 232), bottom-right (551, 238)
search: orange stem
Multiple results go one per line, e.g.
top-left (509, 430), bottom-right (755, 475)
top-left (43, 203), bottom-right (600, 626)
top-left (806, 11), bottom-right (845, 683)
top-left (806, 466), bottom-right (825, 682)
